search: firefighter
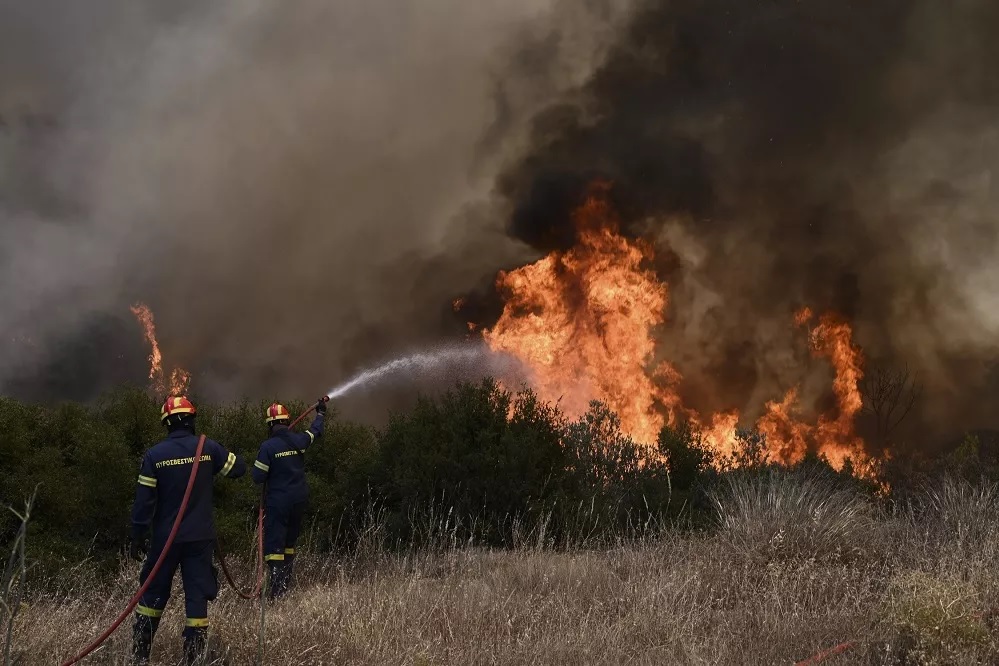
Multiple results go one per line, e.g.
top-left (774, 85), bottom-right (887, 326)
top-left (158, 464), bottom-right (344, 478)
top-left (251, 398), bottom-right (326, 599)
top-left (129, 396), bottom-right (246, 666)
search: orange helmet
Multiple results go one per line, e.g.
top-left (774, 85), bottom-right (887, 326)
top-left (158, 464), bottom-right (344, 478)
top-left (266, 403), bottom-right (290, 425)
top-left (161, 396), bottom-right (196, 423)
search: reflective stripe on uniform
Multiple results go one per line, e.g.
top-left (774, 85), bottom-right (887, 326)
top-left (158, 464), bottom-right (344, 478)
top-left (137, 475), bottom-right (157, 488)
top-left (284, 547), bottom-right (296, 555)
top-left (221, 452), bottom-right (237, 476)
top-left (254, 460), bottom-right (270, 473)
top-left (136, 604), bottom-right (163, 618)
top-left (305, 430), bottom-right (316, 444)
top-left (264, 553), bottom-right (285, 561)
top-left (185, 617), bottom-right (209, 628)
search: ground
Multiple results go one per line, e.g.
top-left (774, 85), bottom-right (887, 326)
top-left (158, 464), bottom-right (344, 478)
top-left (11, 476), bottom-right (999, 665)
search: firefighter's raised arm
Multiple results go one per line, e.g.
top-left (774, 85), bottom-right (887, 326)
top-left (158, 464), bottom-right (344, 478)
top-left (301, 397), bottom-right (327, 449)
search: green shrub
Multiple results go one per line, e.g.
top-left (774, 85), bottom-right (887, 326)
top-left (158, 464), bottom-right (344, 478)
top-left (0, 378), bottom-right (722, 586)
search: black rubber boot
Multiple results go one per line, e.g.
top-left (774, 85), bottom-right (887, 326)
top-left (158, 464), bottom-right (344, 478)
top-left (183, 627), bottom-right (209, 665)
top-left (131, 615), bottom-right (159, 666)
top-left (268, 560), bottom-right (291, 600)
top-left (285, 553), bottom-right (296, 592)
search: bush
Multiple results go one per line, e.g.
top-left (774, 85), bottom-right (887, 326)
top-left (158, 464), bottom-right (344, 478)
top-left (906, 476), bottom-right (999, 552)
top-left (0, 379), bottom-right (722, 586)
top-left (373, 380), bottom-right (571, 546)
top-left (709, 466), bottom-right (879, 563)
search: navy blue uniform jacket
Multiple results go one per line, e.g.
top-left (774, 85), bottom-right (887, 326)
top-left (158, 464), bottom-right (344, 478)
top-left (251, 414), bottom-right (324, 505)
top-left (131, 430), bottom-right (246, 544)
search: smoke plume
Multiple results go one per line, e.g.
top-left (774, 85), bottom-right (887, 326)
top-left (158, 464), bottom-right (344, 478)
top-left (0, 0), bottom-right (619, 407)
top-left (493, 0), bottom-right (999, 442)
top-left (4, 0), bottom-right (999, 445)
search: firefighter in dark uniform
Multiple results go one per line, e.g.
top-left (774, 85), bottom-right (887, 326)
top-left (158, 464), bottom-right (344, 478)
top-left (251, 398), bottom-right (326, 598)
top-left (129, 396), bottom-right (246, 665)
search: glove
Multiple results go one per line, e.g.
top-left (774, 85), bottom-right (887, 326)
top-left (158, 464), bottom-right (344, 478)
top-left (316, 397), bottom-right (328, 416)
top-left (130, 536), bottom-right (149, 562)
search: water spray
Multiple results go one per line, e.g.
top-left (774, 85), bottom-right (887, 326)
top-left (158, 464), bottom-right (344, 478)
top-left (323, 343), bottom-right (520, 401)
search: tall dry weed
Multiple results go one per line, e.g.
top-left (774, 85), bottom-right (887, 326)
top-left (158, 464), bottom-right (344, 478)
top-left (710, 468), bottom-right (879, 563)
top-left (11, 475), bottom-right (999, 664)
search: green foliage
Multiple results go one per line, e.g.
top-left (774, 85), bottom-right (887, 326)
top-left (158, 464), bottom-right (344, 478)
top-left (657, 421), bottom-right (717, 523)
top-left (0, 378), bottom-right (727, 586)
top-left (374, 380), bottom-right (570, 545)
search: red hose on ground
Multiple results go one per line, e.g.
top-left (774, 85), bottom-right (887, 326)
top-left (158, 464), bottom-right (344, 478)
top-left (215, 492), bottom-right (265, 600)
top-left (794, 641), bottom-right (856, 666)
top-left (60, 435), bottom-right (207, 666)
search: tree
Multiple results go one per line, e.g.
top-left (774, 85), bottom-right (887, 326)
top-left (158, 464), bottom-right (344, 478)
top-left (860, 363), bottom-right (921, 447)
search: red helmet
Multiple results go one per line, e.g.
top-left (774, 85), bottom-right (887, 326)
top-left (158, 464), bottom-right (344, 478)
top-left (266, 403), bottom-right (290, 425)
top-left (161, 396), bottom-right (196, 423)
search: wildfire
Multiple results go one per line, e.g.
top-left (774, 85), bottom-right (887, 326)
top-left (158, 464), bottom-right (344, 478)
top-left (130, 303), bottom-right (191, 397)
top-left (478, 184), bottom-right (875, 475)
top-left (483, 183), bottom-right (675, 446)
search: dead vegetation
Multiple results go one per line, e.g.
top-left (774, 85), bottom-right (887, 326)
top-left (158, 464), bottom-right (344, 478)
top-left (9, 472), bottom-right (999, 665)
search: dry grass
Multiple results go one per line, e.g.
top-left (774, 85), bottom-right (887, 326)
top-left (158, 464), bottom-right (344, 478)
top-left (10, 474), bottom-right (999, 665)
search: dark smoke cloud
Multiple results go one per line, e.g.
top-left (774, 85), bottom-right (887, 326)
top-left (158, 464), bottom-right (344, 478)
top-left (496, 0), bottom-right (999, 442)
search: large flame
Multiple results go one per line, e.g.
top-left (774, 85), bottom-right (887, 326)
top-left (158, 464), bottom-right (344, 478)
top-left (479, 185), bottom-right (873, 474)
top-left (483, 183), bottom-right (676, 446)
top-left (130, 303), bottom-right (190, 396)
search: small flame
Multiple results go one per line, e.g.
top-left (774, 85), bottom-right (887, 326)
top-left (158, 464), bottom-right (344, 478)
top-left (130, 304), bottom-right (164, 391)
top-left (756, 387), bottom-right (813, 464)
top-left (169, 367), bottom-right (191, 396)
top-left (130, 303), bottom-right (190, 396)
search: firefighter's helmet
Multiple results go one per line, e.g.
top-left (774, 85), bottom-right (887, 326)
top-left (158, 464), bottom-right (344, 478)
top-left (266, 403), bottom-right (290, 425)
top-left (161, 396), bottom-right (197, 423)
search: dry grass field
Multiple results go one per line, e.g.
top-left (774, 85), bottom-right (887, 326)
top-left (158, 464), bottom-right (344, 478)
top-left (8, 473), bottom-right (999, 665)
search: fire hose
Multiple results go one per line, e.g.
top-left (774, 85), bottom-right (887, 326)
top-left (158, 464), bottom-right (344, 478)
top-left (214, 491), bottom-right (265, 600)
top-left (794, 641), bottom-right (856, 665)
top-left (60, 434), bottom-right (207, 666)
top-left (60, 397), bottom-right (328, 664)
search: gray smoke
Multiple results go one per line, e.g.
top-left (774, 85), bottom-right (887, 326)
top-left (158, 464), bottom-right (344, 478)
top-left (0, 0), bottom-right (622, 406)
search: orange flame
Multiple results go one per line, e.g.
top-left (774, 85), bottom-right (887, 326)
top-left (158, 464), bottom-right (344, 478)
top-left (130, 304), bottom-right (164, 390)
top-left (484, 183), bottom-right (675, 446)
top-left (801, 308), bottom-right (867, 470)
top-left (130, 303), bottom-right (190, 396)
top-left (480, 184), bottom-right (875, 477)
top-left (169, 368), bottom-right (192, 396)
